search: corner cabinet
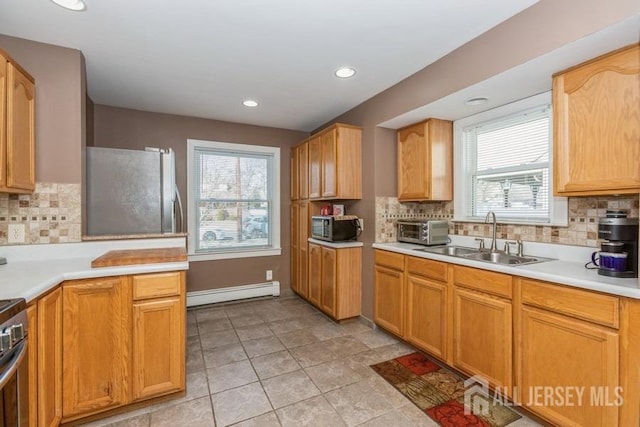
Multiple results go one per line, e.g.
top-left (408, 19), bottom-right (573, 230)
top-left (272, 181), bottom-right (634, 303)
top-left (553, 43), bottom-right (640, 196)
top-left (0, 49), bottom-right (36, 194)
top-left (49, 270), bottom-right (187, 423)
top-left (397, 118), bottom-right (452, 201)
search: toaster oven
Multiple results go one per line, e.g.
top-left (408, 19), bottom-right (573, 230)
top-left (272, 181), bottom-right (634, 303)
top-left (397, 219), bottom-right (448, 246)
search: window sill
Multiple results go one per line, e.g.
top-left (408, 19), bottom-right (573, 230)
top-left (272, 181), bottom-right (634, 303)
top-left (188, 248), bottom-right (282, 262)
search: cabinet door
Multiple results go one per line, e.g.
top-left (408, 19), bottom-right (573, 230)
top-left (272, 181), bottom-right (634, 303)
top-left (0, 57), bottom-right (6, 190)
top-left (37, 288), bottom-right (62, 427)
top-left (308, 136), bottom-right (322, 199)
top-left (27, 305), bottom-right (38, 427)
top-left (290, 203), bottom-right (299, 294)
top-left (553, 44), bottom-right (640, 196)
top-left (374, 264), bottom-right (405, 337)
top-left (519, 307), bottom-right (619, 426)
top-left (62, 277), bottom-right (129, 420)
top-left (321, 129), bottom-right (337, 198)
top-left (6, 62), bottom-right (35, 192)
top-left (308, 243), bottom-right (322, 307)
top-left (397, 122), bottom-right (428, 201)
top-left (132, 297), bottom-right (184, 401)
top-left (298, 201), bottom-right (309, 298)
top-left (320, 246), bottom-right (337, 316)
top-left (406, 275), bottom-right (447, 361)
top-left (453, 286), bottom-right (512, 390)
top-left (299, 142), bottom-right (309, 200)
top-left (290, 146), bottom-right (299, 201)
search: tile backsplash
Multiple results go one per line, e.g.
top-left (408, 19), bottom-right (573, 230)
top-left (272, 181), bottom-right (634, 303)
top-left (0, 183), bottom-right (82, 245)
top-left (375, 195), bottom-right (639, 248)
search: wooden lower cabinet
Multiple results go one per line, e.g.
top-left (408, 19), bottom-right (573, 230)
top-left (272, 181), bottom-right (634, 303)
top-left (62, 277), bottom-right (130, 421)
top-left (26, 304), bottom-right (38, 427)
top-left (373, 264), bottom-right (405, 337)
top-left (131, 272), bottom-right (185, 401)
top-left (453, 286), bottom-right (513, 390)
top-left (406, 274), bottom-right (447, 360)
top-left (308, 243), bottom-right (322, 307)
top-left (320, 246), bottom-right (337, 315)
top-left (307, 243), bottom-right (361, 320)
top-left (518, 306), bottom-right (620, 426)
top-left (132, 297), bottom-right (183, 400)
top-left (37, 287), bottom-right (62, 427)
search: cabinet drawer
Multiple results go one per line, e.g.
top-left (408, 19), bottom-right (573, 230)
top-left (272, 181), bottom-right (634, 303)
top-left (454, 266), bottom-right (512, 299)
top-left (374, 250), bottom-right (405, 271)
top-left (133, 272), bottom-right (182, 300)
top-left (407, 256), bottom-right (448, 282)
top-left (521, 278), bottom-right (619, 329)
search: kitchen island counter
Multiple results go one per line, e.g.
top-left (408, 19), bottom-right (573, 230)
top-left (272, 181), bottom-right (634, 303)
top-left (0, 237), bottom-right (188, 302)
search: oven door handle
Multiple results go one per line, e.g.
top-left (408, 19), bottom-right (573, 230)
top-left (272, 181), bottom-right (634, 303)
top-left (0, 340), bottom-right (27, 390)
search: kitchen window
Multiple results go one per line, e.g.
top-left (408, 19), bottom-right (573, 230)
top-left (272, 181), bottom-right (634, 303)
top-left (454, 92), bottom-right (567, 225)
top-left (187, 139), bottom-right (281, 260)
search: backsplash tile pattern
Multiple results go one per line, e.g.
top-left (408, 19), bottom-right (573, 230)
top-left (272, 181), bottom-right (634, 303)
top-left (375, 195), bottom-right (639, 248)
top-left (0, 183), bottom-right (82, 245)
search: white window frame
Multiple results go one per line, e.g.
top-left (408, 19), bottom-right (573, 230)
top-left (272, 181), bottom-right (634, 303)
top-left (453, 92), bottom-right (568, 226)
top-left (187, 139), bottom-right (281, 261)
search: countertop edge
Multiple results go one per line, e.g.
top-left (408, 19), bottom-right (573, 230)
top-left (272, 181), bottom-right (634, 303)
top-left (23, 261), bottom-right (189, 304)
top-left (308, 238), bottom-right (364, 248)
top-left (372, 242), bottom-right (640, 299)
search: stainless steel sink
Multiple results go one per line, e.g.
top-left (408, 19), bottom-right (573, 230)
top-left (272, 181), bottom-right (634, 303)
top-left (462, 251), bottom-right (548, 265)
top-left (415, 245), bottom-right (480, 256)
top-left (413, 245), bottom-right (553, 266)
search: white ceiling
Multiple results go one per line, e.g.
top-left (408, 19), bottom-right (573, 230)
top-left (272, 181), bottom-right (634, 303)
top-left (379, 14), bottom-right (640, 129)
top-left (0, 0), bottom-right (538, 131)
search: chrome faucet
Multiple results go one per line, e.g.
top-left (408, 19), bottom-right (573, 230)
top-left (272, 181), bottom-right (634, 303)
top-left (485, 211), bottom-right (498, 252)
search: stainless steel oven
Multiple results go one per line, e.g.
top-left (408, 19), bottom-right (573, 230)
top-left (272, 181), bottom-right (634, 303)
top-left (0, 299), bottom-right (28, 427)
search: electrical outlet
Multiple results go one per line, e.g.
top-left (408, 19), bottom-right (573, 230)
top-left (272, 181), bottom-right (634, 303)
top-left (8, 224), bottom-right (25, 244)
top-left (266, 270), bottom-right (273, 281)
top-left (357, 218), bottom-right (364, 231)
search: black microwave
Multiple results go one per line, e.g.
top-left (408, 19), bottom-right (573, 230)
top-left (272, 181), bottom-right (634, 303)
top-left (311, 216), bottom-right (360, 242)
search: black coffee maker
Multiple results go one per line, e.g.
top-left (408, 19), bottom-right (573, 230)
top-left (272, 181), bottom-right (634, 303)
top-left (596, 210), bottom-right (639, 278)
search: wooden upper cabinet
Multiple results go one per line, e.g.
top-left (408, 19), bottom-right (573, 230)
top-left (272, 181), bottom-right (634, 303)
top-left (308, 136), bottom-right (322, 199)
top-left (305, 124), bottom-right (361, 201)
top-left (397, 118), bottom-right (452, 201)
top-left (321, 129), bottom-right (337, 198)
top-left (553, 43), bottom-right (640, 196)
top-left (298, 141), bottom-right (309, 200)
top-left (290, 145), bottom-right (299, 201)
top-left (0, 50), bottom-right (35, 193)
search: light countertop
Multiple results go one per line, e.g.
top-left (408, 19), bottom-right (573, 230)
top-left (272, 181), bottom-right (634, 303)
top-left (308, 238), bottom-right (364, 248)
top-left (0, 237), bottom-right (188, 303)
top-left (373, 240), bottom-right (640, 299)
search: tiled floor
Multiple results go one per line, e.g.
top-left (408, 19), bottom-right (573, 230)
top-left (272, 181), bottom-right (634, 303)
top-left (81, 295), bottom-right (540, 427)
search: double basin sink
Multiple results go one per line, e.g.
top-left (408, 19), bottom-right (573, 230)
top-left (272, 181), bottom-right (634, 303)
top-left (414, 245), bottom-right (553, 266)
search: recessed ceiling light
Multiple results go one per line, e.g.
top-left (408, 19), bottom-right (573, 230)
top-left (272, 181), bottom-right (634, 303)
top-left (242, 100), bottom-right (258, 107)
top-left (464, 97), bottom-right (489, 106)
top-left (335, 67), bottom-right (356, 78)
top-left (50, 0), bottom-right (86, 11)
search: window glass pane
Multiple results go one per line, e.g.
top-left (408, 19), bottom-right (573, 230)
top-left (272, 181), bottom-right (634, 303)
top-left (464, 105), bottom-right (552, 222)
top-left (194, 148), bottom-right (272, 253)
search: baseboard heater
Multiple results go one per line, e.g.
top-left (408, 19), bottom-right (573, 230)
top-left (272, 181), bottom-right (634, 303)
top-left (186, 281), bottom-right (281, 308)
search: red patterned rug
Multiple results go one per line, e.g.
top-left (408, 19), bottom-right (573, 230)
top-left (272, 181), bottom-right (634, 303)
top-left (371, 352), bottom-right (522, 427)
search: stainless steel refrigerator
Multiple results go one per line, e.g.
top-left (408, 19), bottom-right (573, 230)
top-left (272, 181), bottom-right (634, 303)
top-left (86, 146), bottom-right (183, 236)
